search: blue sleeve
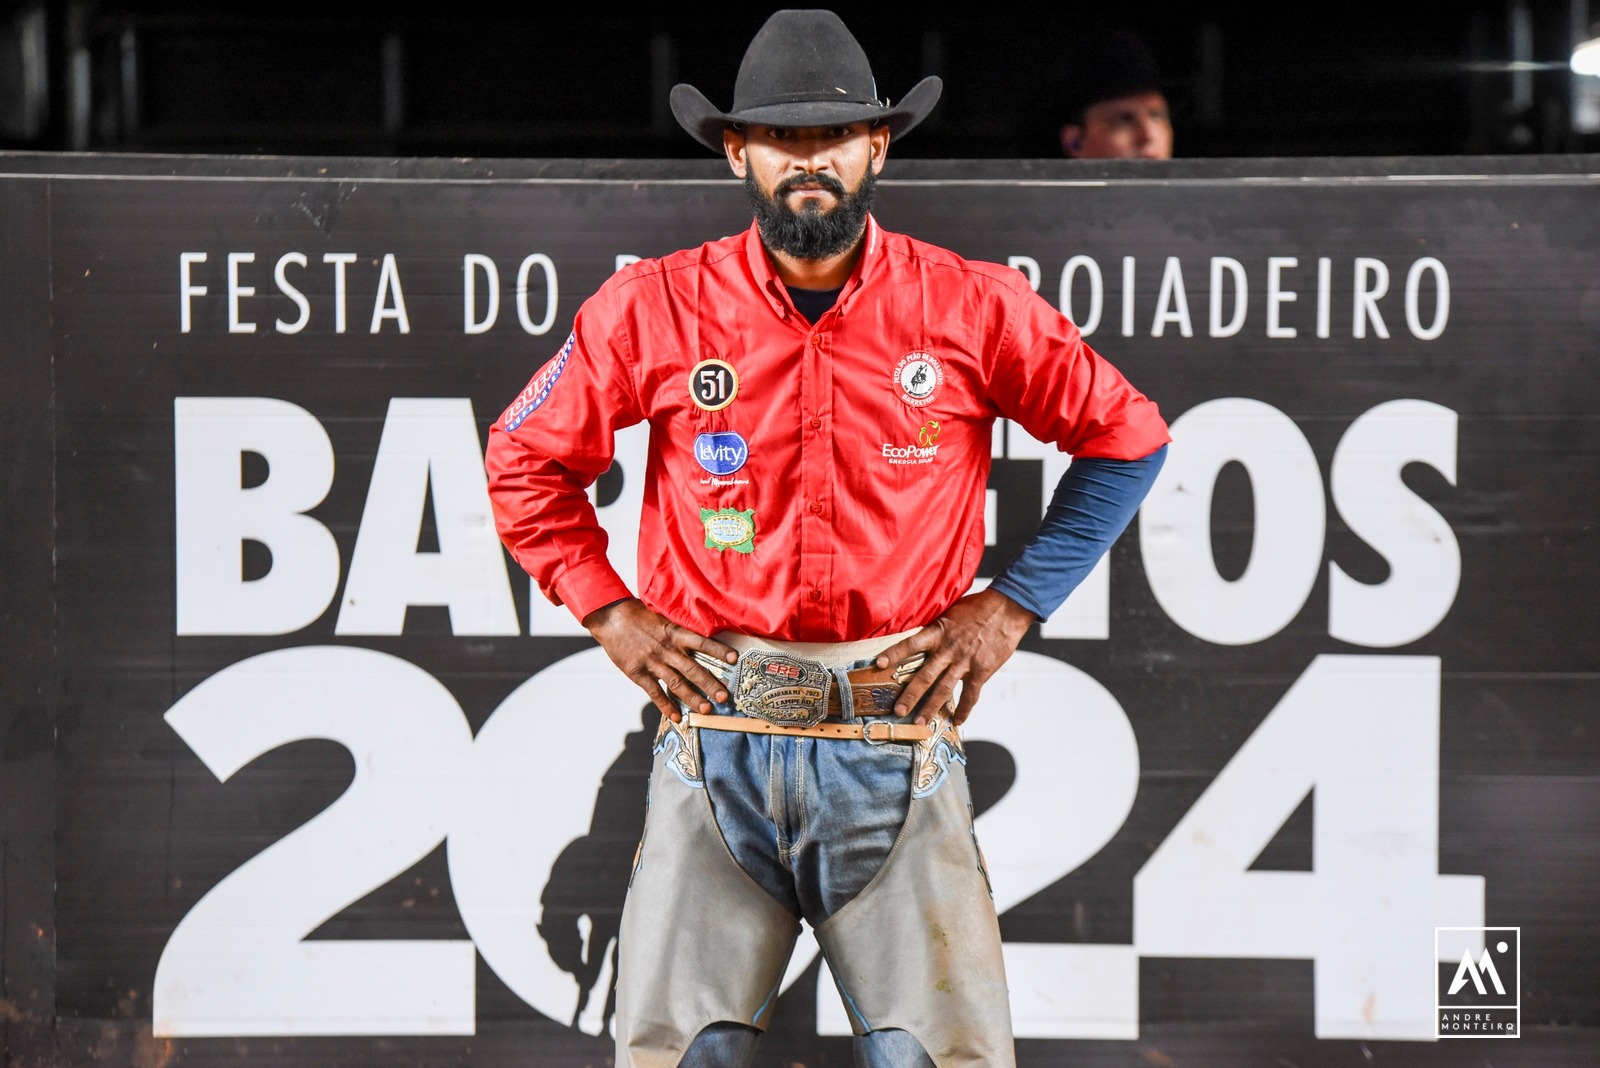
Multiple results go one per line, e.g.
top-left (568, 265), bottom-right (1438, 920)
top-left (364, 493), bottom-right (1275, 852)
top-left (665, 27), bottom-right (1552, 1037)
top-left (987, 444), bottom-right (1167, 621)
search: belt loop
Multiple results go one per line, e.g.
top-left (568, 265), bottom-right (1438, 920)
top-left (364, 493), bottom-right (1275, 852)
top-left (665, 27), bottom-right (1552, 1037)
top-left (831, 666), bottom-right (855, 721)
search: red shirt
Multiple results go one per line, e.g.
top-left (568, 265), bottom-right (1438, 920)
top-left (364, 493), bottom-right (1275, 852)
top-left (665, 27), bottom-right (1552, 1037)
top-left (486, 216), bottom-right (1169, 642)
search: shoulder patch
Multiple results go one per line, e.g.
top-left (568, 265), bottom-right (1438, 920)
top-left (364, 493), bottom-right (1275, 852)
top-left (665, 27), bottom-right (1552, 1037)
top-left (502, 332), bottom-right (576, 431)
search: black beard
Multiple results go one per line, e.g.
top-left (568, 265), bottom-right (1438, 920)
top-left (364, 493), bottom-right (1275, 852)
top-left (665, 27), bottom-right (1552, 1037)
top-left (745, 168), bottom-right (877, 260)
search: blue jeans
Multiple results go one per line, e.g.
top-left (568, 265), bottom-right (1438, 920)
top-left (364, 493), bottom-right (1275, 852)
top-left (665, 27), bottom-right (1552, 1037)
top-left (672, 698), bottom-right (937, 1068)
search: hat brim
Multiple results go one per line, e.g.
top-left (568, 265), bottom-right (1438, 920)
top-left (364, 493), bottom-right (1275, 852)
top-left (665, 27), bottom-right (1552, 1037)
top-left (670, 77), bottom-right (943, 154)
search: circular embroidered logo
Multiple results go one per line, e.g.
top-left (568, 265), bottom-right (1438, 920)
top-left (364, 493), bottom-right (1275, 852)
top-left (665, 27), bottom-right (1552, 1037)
top-left (689, 358), bottom-right (739, 412)
top-left (894, 351), bottom-right (943, 407)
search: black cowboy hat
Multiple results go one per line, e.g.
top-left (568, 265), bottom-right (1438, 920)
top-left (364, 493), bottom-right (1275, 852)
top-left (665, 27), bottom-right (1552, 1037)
top-left (670, 9), bottom-right (943, 154)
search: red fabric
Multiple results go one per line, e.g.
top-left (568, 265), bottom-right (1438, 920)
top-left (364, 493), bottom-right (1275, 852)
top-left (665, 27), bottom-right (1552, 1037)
top-left (485, 216), bottom-right (1169, 642)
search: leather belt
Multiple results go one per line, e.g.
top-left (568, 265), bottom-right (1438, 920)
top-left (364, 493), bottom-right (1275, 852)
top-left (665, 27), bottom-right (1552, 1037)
top-left (691, 648), bottom-right (925, 726)
top-left (681, 711), bottom-right (935, 742)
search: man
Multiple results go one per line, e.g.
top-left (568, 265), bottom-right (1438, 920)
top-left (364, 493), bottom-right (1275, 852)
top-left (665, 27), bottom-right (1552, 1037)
top-left (1058, 28), bottom-right (1174, 160)
top-left (486, 10), bottom-right (1169, 1067)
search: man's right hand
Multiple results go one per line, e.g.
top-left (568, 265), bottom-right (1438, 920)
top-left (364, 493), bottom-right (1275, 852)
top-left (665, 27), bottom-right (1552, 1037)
top-left (583, 598), bottom-right (738, 722)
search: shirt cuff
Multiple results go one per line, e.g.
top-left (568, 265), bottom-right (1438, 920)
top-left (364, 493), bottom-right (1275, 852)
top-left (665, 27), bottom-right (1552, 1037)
top-left (551, 556), bottom-right (635, 625)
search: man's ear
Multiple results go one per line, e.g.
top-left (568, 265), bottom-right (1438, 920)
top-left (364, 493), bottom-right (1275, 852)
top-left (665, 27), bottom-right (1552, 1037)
top-left (722, 127), bottom-right (748, 178)
top-left (869, 124), bottom-right (891, 174)
top-left (1060, 123), bottom-right (1084, 157)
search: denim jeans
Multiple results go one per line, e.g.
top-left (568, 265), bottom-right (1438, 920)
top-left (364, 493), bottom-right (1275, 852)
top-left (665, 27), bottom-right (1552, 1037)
top-left (673, 695), bottom-right (937, 1068)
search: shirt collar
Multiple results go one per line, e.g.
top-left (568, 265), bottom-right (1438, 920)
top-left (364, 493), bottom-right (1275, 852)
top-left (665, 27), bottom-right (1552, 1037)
top-left (743, 214), bottom-right (884, 322)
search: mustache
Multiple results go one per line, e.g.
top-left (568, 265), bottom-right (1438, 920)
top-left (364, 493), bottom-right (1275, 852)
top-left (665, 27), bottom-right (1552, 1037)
top-left (774, 173), bottom-right (847, 198)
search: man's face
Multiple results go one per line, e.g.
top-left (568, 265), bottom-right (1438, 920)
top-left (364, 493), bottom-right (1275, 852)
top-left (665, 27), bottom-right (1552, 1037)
top-left (1061, 91), bottom-right (1172, 160)
top-left (724, 122), bottom-right (891, 259)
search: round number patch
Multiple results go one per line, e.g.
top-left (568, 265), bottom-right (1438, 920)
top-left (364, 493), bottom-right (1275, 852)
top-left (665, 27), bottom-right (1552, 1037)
top-left (894, 351), bottom-right (943, 407)
top-left (689, 358), bottom-right (739, 412)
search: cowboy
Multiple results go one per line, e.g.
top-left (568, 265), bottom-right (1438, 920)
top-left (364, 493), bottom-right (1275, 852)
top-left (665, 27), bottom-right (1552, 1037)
top-left (485, 10), bottom-right (1170, 1066)
top-left (1057, 27), bottom-right (1174, 160)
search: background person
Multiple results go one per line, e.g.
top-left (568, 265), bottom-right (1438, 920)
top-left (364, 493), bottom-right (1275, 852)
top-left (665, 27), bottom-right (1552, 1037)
top-left (1058, 27), bottom-right (1174, 160)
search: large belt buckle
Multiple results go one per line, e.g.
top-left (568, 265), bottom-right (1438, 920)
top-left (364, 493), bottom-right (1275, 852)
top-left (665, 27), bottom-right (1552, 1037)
top-left (733, 650), bottom-right (832, 727)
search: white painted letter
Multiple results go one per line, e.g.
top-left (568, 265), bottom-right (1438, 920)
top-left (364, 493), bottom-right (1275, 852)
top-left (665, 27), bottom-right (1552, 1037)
top-left (174, 397), bottom-right (340, 635)
top-left (274, 252), bottom-right (310, 334)
top-left (227, 252), bottom-right (257, 334)
top-left (1353, 257), bottom-right (1391, 339)
top-left (1404, 257), bottom-right (1449, 340)
top-left (1059, 255), bottom-right (1103, 336)
top-left (463, 254), bottom-right (500, 335)
top-left (1139, 398), bottom-right (1326, 645)
top-left (1329, 400), bottom-right (1459, 647)
top-left (1209, 256), bottom-right (1247, 338)
top-left (1266, 256), bottom-right (1298, 339)
top-left (516, 254), bottom-right (559, 336)
top-left (337, 398), bottom-right (519, 636)
top-left (1121, 256), bottom-right (1135, 337)
top-left (323, 253), bottom-right (358, 334)
top-left (1151, 256), bottom-right (1193, 338)
top-left (180, 252), bottom-right (207, 334)
top-left (1007, 255), bottom-right (1042, 292)
top-left (1316, 257), bottom-right (1331, 339)
top-left (370, 253), bottom-right (411, 334)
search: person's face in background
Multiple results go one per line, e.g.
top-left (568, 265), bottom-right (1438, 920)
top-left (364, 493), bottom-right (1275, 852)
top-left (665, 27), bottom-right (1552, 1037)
top-left (1061, 91), bottom-right (1173, 159)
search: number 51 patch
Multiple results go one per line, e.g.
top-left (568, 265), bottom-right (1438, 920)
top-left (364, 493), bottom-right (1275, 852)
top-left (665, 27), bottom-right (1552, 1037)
top-left (689, 358), bottom-right (739, 412)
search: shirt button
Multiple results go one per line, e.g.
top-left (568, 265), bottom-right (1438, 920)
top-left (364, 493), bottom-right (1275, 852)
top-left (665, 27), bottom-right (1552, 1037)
top-left (809, 417), bottom-right (822, 429)
top-left (809, 588), bottom-right (823, 601)
top-left (810, 335), bottom-right (822, 347)
top-left (809, 501), bottom-right (823, 515)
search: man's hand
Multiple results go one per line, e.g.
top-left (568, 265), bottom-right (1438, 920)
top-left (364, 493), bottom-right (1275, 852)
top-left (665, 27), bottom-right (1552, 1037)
top-left (583, 599), bottom-right (738, 722)
top-left (873, 589), bottom-right (1035, 726)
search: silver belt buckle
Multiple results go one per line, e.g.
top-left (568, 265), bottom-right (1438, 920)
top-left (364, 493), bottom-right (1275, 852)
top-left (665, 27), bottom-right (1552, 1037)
top-left (733, 650), bottom-right (832, 727)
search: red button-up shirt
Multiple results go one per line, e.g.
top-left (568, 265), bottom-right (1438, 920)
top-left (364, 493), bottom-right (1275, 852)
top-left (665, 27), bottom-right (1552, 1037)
top-left (486, 216), bottom-right (1169, 642)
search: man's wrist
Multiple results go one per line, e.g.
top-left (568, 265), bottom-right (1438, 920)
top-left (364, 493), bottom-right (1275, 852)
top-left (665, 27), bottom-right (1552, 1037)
top-left (984, 578), bottom-right (1046, 624)
top-left (582, 596), bottom-right (639, 634)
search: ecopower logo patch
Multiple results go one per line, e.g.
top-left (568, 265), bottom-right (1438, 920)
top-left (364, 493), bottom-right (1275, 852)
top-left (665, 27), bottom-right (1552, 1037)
top-left (1436, 927), bottom-right (1519, 1037)
top-left (882, 420), bottom-right (942, 465)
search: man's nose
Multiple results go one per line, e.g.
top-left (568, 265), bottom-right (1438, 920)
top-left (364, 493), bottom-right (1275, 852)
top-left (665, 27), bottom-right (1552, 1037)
top-left (793, 152), bottom-right (830, 174)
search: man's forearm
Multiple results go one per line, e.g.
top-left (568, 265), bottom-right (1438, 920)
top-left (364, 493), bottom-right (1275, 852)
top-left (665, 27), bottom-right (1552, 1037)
top-left (988, 444), bottom-right (1168, 620)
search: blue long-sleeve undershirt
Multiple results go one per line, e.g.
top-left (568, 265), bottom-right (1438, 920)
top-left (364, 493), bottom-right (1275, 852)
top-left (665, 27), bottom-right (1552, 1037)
top-left (987, 444), bottom-right (1168, 621)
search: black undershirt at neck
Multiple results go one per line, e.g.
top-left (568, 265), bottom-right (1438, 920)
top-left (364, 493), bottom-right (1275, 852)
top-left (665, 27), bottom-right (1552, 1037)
top-left (789, 285), bottom-right (843, 325)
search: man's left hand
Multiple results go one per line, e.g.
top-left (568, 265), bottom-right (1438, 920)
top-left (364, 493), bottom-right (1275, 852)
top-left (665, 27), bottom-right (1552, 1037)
top-left (873, 588), bottom-right (1036, 726)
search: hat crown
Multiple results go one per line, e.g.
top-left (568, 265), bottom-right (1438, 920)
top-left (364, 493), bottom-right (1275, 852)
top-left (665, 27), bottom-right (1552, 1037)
top-left (731, 10), bottom-right (880, 113)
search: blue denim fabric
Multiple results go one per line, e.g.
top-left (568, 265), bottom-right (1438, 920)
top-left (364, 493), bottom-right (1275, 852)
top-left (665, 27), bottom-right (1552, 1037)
top-left (697, 707), bottom-right (914, 924)
top-left (673, 679), bottom-right (938, 1067)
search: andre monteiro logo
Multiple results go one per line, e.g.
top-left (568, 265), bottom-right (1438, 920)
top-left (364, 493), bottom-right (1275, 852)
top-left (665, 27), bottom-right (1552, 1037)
top-left (1436, 926), bottom-right (1519, 1038)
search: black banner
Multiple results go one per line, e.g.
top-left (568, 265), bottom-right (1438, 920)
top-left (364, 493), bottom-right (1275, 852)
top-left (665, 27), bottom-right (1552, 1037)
top-left (2, 154), bottom-right (1597, 1065)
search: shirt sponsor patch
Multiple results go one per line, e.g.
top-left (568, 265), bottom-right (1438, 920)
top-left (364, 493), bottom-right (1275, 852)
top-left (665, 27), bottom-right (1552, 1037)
top-left (894, 351), bottom-right (943, 407)
top-left (694, 431), bottom-right (749, 475)
top-left (690, 358), bottom-right (739, 412)
top-left (502, 333), bottom-right (576, 431)
top-left (702, 507), bottom-right (756, 553)
top-left (882, 420), bottom-right (942, 465)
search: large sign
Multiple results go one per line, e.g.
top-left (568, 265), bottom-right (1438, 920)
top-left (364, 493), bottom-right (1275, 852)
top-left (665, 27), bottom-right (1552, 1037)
top-left (3, 155), bottom-right (1596, 1065)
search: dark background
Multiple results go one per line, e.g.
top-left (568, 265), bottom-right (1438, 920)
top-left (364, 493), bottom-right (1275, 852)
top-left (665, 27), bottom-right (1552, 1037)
top-left (3, 0), bottom-right (1600, 159)
top-left (0, 153), bottom-right (1596, 1065)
